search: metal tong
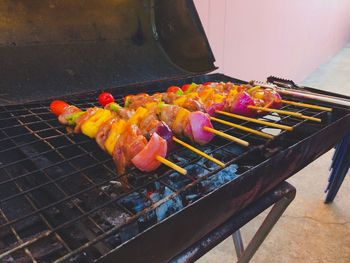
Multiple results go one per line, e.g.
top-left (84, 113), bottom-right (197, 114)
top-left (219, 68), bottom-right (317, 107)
top-left (250, 76), bottom-right (350, 108)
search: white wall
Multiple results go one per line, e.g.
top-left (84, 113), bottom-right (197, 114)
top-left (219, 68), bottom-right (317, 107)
top-left (195, 0), bottom-right (350, 82)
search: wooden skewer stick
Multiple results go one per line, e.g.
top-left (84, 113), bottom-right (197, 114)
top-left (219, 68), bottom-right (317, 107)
top-left (216, 110), bottom-right (293, 131)
top-left (156, 156), bottom-right (187, 175)
top-left (299, 115), bottom-right (322, 122)
top-left (172, 136), bottom-right (225, 167)
top-left (248, 105), bottom-right (321, 122)
top-left (210, 117), bottom-right (273, 139)
top-left (280, 100), bottom-right (332, 112)
top-left (247, 105), bottom-right (303, 117)
top-left (203, 126), bottom-right (250, 147)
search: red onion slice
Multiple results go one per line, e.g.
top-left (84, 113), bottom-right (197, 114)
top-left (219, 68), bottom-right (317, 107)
top-left (188, 111), bottom-right (214, 145)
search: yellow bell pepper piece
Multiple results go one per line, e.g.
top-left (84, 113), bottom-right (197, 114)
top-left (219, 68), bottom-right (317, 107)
top-left (81, 109), bottom-right (113, 138)
top-left (145, 102), bottom-right (158, 110)
top-left (199, 89), bottom-right (214, 101)
top-left (187, 92), bottom-right (199, 98)
top-left (173, 108), bottom-right (190, 129)
top-left (227, 89), bottom-right (238, 100)
top-left (173, 96), bottom-right (187, 106)
top-left (104, 119), bottom-right (126, 155)
top-left (214, 94), bottom-right (225, 103)
top-left (128, 107), bottom-right (148, 125)
top-left (253, 90), bottom-right (265, 100)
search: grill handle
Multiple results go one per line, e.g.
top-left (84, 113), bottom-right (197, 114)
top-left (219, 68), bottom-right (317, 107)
top-left (250, 80), bottom-right (350, 108)
top-left (276, 89), bottom-right (350, 107)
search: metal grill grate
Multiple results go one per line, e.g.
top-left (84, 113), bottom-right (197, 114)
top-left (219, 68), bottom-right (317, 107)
top-left (0, 83), bottom-right (336, 262)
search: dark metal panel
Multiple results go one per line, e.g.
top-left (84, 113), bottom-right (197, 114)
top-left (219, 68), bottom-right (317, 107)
top-left (170, 182), bottom-right (296, 263)
top-left (0, 0), bottom-right (216, 105)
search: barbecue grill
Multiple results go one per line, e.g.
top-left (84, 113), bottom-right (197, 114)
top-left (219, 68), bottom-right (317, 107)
top-left (1, 1), bottom-right (350, 262)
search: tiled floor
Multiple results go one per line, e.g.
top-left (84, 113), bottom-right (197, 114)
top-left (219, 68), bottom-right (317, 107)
top-left (198, 43), bottom-right (350, 262)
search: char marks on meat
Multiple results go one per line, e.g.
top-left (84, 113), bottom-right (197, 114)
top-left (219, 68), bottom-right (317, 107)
top-left (58, 106), bottom-right (81, 125)
top-left (74, 107), bottom-right (98, 133)
top-left (128, 93), bottom-right (162, 109)
top-left (95, 116), bottom-right (118, 150)
top-left (112, 124), bottom-right (148, 176)
top-left (182, 98), bottom-right (205, 112)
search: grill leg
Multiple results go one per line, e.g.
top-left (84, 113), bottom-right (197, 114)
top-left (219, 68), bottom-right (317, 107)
top-left (234, 193), bottom-right (294, 263)
top-left (325, 131), bottom-right (350, 203)
top-left (232, 230), bottom-right (244, 258)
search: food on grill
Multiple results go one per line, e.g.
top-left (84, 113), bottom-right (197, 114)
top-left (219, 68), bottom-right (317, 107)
top-left (98, 92), bottom-right (115, 106)
top-left (74, 107), bottom-right (99, 134)
top-left (186, 111), bottom-right (214, 145)
top-left (167, 85), bottom-right (183, 95)
top-left (51, 90), bottom-right (238, 175)
top-left (179, 82), bottom-right (283, 115)
top-left (81, 108), bottom-right (114, 138)
top-left (51, 80), bottom-right (325, 176)
top-left (131, 132), bottom-right (167, 172)
top-left (50, 100), bottom-right (70, 117)
top-left (153, 121), bottom-right (176, 151)
top-left (124, 82), bottom-right (283, 118)
top-left (50, 101), bottom-right (168, 175)
top-left (118, 101), bottom-right (214, 145)
top-left (103, 93), bottom-right (216, 145)
top-left (122, 82), bottom-right (328, 137)
top-left (181, 83), bottom-right (191, 92)
top-left (174, 82), bottom-right (322, 121)
top-left (228, 91), bottom-right (256, 116)
top-left (113, 94), bottom-right (249, 146)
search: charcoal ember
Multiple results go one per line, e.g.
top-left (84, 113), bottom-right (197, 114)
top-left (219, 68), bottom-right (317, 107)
top-left (200, 164), bottom-right (238, 193)
top-left (119, 192), bottom-right (151, 214)
top-left (186, 164), bottom-right (208, 180)
top-left (161, 172), bottom-right (192, 190)
top-left (146, 185), bottom-right (183, 222)
top-left (170, 154), bottom-right (188, 167)
top-left (104, 231), bottom-right (121, 247)
top-left (127, 172), bottom-right (157, 188)
top-left (98, 208), bottom-right (129, 229)
top-left (180, 186), bottom-right (204, 206)
top-left (99, 181), bottom-right (123, 197)
top-left (119, 220), bottom-right (140, 243)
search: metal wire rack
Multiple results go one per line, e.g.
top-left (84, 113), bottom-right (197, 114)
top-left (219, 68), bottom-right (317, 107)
top-left (0, 89), bottom-right (330, 262)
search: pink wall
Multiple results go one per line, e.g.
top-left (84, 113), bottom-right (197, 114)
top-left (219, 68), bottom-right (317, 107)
top-left (194, 0), bottom-right (350, 82)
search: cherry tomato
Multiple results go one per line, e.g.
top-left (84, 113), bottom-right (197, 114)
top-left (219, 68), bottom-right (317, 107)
top-left (98, 92), bottom-right (114, 106)
top-left (167, 86), bottom-right (181, 93)
top-left (203, 82), bottom-right (212, 86)
top-left (50, 100), bottom-right (69, 116)
top-left (181, 84), bottom-right (191, 92)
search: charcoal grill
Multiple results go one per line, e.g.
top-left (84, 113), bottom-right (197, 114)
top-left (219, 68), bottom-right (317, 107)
top-left (1, 1), bottom-right (350, 262)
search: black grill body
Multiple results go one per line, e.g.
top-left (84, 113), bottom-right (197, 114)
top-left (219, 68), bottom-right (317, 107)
top-left (1, 1), bottom-right (350, 262)
top-left (1, 73), bottom-right (350, 262)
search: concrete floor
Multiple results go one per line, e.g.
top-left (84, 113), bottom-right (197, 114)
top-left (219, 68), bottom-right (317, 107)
top-left (198, 43), bottom-right (350, 262)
